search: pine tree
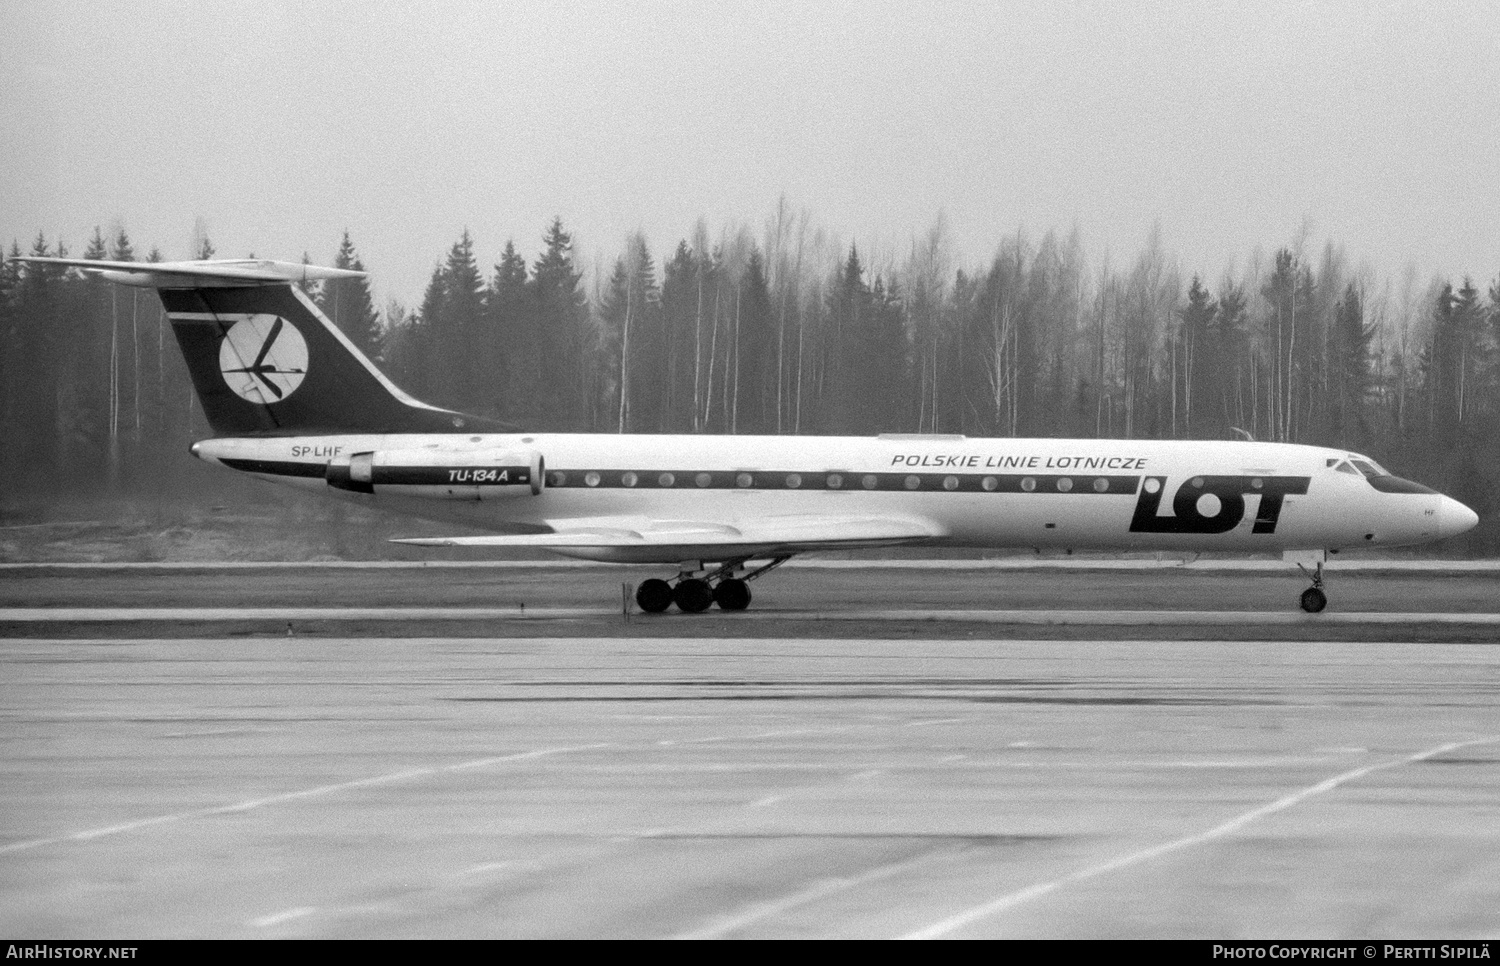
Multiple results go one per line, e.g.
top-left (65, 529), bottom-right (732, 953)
top-left (869, 273), bottom-right (910, 432)
top-left (414, 230), bottom-right (486, 413)
top-left (1212, 282), bottom-right (1251, 437)
top-left (0, 243), bottom-right (21, 488)
top-left (660, 240), bottom-right (701, 432)
top-left (315, 231), bottom-right (382, 363)
top-left (823, 246), bottom-right (906, 433)
top-left (596, 257), bottom-right (632, 431)
top-left (400, 262), bottom-right (446, 401)
top-left (822, 246), bottom-right (869, 433)
top-left (14, 236), bottom-right (71, 482)
top-left (614, 234), bottom-right (664, 433)
top-left (379, 296), bottom-right (428, 403)
top-left (75, 229), bottom-right (113, 482)
top-left (734, 250), bottom-right (776, 433)
top-left (1176, 276), bottom-right (1216, 437)
top-left (487, 240), bottom-right (531, 423)
top-left (530, 218), bottom-right (587, 430)
top-left (1423, 282), bottom-right (1462, 439)
top-left (1328, 282), bottom-right (1374, 447)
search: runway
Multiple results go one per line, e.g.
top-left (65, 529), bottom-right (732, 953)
top-left (5, 560), bottom-right (1500, 641)
top-left (2, 634), bottom-right (1497, 938)
top-left (7, 605), bottom-right (1500, 625)
top-left (3, 564), bottom-right (1499, 937)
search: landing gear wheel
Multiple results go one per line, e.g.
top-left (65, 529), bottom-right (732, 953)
top-left (673, 578), bottom-right (714, 613)
top-left (1300, 587), bottom-right (1327, 613)
top-left (635, 578), bottom-right (674, 614)
top-left (713, 578), bottom-right (752, 611)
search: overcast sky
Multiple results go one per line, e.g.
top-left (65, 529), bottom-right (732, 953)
top-left (3, 0), bottom-right (1498, 306)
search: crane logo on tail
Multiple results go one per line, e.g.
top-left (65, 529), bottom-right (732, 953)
top-left (218, 314), bottom-right (308, 402)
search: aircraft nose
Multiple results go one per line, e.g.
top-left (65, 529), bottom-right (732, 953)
top-left (1439, 496), bottom-right (1479, 540)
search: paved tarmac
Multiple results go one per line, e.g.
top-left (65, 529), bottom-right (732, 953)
top-left (3, 631), bottom-right (1498, 938)
top-left (5, 561), bottom-right (1500, 641)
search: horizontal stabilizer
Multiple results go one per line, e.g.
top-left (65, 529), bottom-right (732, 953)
top-left (13, 257), bottom-right (364, 289)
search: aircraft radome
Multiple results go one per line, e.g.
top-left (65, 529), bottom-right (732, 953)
top-left (20, 256), bottom-right (1479, 614)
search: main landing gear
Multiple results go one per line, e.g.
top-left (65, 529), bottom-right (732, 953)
top-left (1297, 560), bottom-right (1328, 613)
top-left (634, 556), bottom-right (791, 614)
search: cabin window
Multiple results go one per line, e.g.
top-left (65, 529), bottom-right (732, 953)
top-left (695, 472), bottom-right (712, 487)
top-left (904, 475), bottom-right (921, 490)
top-left (981, 476), bottom-right (998, 491)
top-left (658, 472), bottom-right (675, 487)
top-left (584, 472), bottom-right (600, 487)
top-left (736, 472), bottom-right (753, 488)
top-left (1093, 477), bottom-right (1108, 493)
top-left (827, 474), bottom-right (843, 489)
top-left (943, 476), bottom-right (959, 491)
top-left (862, 475), bottom-right (878, 489)
top-left (548, 471), bottom-right (567, 487)
top-left (1020, 477), bottom-right (1036, 492)
top-left (1057, 478), bottom-right (1073, 493)
top-left (620, 471), bottom-right (638, 487)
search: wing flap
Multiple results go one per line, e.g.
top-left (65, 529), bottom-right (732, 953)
top-left (391, 515), bottom-right (945, 558)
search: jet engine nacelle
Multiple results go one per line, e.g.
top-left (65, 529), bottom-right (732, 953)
top-left (327, 448), bottom-right (544, 499)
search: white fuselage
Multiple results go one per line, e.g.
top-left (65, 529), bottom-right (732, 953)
top-left (192, 433), bottom-right (1465, 561)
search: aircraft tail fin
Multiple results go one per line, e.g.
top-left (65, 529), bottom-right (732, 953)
top-left (16, 257), bottom-right (505, 437)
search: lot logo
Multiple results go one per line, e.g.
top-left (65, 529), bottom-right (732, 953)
top-left (1130, 475), bottom-right (1310, 535)
top-left (218, 315), bottom-right (308, 402)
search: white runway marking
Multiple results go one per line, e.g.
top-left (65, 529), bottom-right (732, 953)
top-left (1, 715), bottom-right (890, 858)
top-left (251, 907), bottom-right (316, 929)
top-left (898, 735), bottom-right (1500, 939)
top-left (673, 850), bottom-right (955, 940)
top-left (0, 743), bottom-right (614, 856)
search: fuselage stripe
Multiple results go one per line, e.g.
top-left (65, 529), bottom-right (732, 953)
top-left (544, 470), bottom-right (1142, 494)
top-left (221, 459), bottom-right (1143, 495)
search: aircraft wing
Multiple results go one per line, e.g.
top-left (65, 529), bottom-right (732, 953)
top-left (391, 514), bottom-right (946, 561)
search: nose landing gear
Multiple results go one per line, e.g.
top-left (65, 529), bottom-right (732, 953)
top-left (1297, 560), bottom-right (1328, 613)
top-left (633, 556), bottom-right (790, 614)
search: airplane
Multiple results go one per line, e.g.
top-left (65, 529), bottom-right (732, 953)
top-left (18, 255), bottom-right (1480, 614)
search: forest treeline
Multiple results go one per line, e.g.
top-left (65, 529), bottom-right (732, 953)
top-left (3, 207), bottom-right (1498, 552)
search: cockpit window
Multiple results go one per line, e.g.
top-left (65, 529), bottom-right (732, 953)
top-left (1345, 454), bottom-right (1433, 493)
top-left (1332, 460), bottom-right (1361, 476)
